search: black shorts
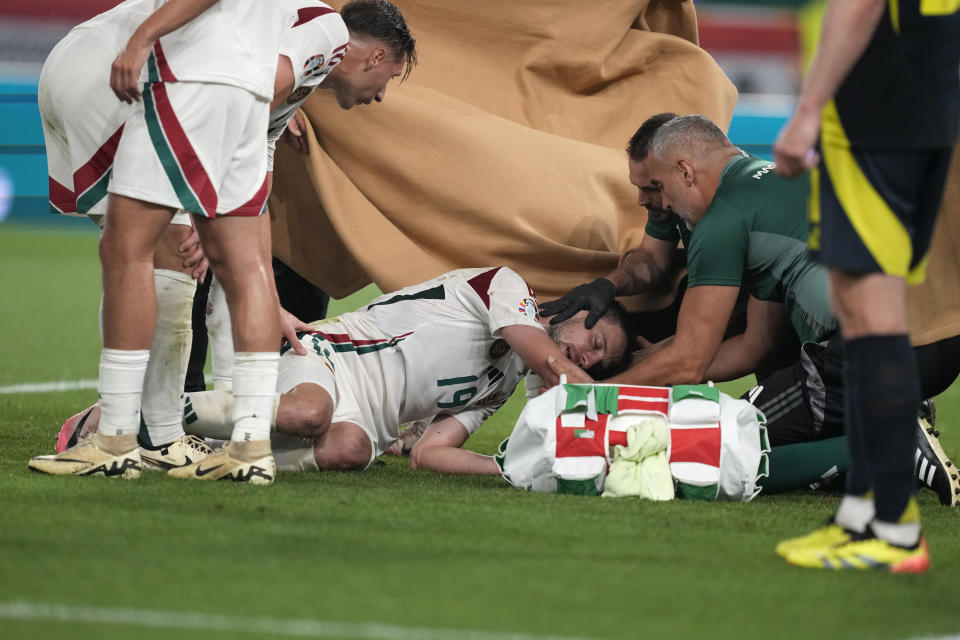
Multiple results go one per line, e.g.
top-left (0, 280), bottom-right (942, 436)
top-left (743, 337), bottom-right (845, 446)
top-left (809, 145), bottom-right (953, 284)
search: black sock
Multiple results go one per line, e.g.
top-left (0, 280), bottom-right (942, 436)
top-left (841, 339), bottom-right (871, 496)
top-left (845, 335), bottom-right (920, 522)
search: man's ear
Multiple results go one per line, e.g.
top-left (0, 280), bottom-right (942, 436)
top-left (677, 158), bottom-right (695, 186)
top-left (368, 46), bottom-right (387, 67)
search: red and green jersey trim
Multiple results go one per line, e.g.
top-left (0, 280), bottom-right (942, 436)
top-left (142, 78), bottom-right (218, 217)
top-left (48, 177), bottom-right (75, 214)
top-left (146, 41), bottom-right (178, 84)
top-left (223, 174), bottom-right (269, 217)
top-left (309, 330), bottom-right (414, 355)
top-left (64, 124), bottom-right (125, 215)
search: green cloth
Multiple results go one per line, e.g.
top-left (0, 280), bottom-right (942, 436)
top-left (601, 418), bottom-right (674, 500)
top-left (685, 153), bottom-right (837, 344)
top-left (671, 384), bottom-right (719, 404)
top-left (758, 436), bottom-right (848, 494)
top-left (562, 384), bottom-right (620, 415)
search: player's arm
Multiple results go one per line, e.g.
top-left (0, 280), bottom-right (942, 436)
top-left (605, 284), bottom-right (739, 385)
top-left (704, 296), bottom-right (791, 383)
top-left (542, 234), bottom-right (680, 328)
top-left (409, 415), bottom-right (501, 474)
top-left (612, 234), bottom-right (682, 296)
top-left (271, 55), bottom-right (296, 111)
top-left (774, 0), bottom-right (886, 177)
top-left (499, 324), bottom-right (592, 387)
top-left (111, 0), bottom-right (221, 102)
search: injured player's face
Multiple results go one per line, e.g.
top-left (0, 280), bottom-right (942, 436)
top-left (546, 310), bottom-right (629, 377)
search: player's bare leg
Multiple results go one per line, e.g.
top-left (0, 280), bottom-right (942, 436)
top-left (30, 194), bottom-right (173, 477)
top-left (313, 422), bottom-right (373, 471)
top-left (275, 383), bottom-right (335, 439)
top-left (136, 221), bottom-right (213, 469)
top-left (784, 272), bottom-right (928, 572)
top-left (169, 215), bottom-right (280, 484)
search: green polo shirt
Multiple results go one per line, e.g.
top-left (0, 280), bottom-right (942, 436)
top-left (686, 153), bottom-right (836, 344)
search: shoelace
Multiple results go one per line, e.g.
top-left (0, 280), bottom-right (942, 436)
top-left (184, 435), bottom-right (213, 455)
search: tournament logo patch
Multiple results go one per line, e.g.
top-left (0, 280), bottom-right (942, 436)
top-left (286, 86), bottom-right (313, 104)
top-left (517, 297), bottom-right (538, 319)
top-left (302, 53), bottom-right (326, 79)
top-left (488, 338), bottom-right (510, 360)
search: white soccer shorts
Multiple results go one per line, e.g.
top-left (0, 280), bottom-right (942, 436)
top-left (39, 29), bottom-right (128, 218)
top-left (277, 334), bottom-right (379, 467)
top-left (109, 80), bottom-right (270, 218)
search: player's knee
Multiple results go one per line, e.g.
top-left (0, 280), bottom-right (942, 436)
top-left (314, 428), bottom-right (371, 471)
top-left (278, 402), bottom-right (331, 439)
top-left (339, 436), bottom-right (372, 471)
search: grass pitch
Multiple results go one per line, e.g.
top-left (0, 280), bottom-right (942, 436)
top-left (1, 227), bottom-right (959, 640)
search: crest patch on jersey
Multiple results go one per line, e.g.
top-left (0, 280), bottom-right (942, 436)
top-left (488, 338), bottom-right (510, 360)
top-left (302, 53), bottom-right (326, 79)
top-left (286, 86), bottom-right (312, 104)
top-left (517, 297), bottom-right (538, 319)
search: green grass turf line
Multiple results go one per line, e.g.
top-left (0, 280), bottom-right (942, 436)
top-left (3, 229), bottom-right (960, 640)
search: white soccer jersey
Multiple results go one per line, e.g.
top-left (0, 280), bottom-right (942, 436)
top-left (268, 1), bottom-right (349, 145)
top-left (75, 0), bottom-right (280, 101)
top-left (296, 268), bottom-right (544, 452)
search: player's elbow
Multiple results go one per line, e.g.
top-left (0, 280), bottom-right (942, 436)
top-left (409, 445), bottom-right (428, 470)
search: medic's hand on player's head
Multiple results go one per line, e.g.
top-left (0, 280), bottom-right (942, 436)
top-left (540, 278), bottom-right (617, 329)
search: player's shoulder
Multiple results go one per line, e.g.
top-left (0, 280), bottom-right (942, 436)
top-left (280, 0), bottom-right (346, 29)
top-left (449, 267), bottom-right (530, 290)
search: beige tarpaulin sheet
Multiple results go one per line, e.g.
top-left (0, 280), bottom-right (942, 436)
top-left (269, 0), bottom-right (736, 310)
top-left (269, 0), bottom-right (960, 344)
top-left (907, 147), bottom-right (960, 347)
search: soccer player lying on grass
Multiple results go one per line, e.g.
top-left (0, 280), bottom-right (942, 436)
top-left (61, 267), bottom-right (633, 474)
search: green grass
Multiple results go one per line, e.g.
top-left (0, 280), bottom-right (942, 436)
top-left (1, 227), bottom-right (959, 640)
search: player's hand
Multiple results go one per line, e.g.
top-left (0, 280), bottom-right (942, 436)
top-left (544, 355), bottom-right (593, 388)
top-left (178, 226), bottom-right (208, 281)
top-left (279, 307), bottom-right (312, 356)
top-left (540, 278), bottom-right (616, 329)
top-left (773, 110), bottom-right (821, 179)
top-left (111, 32), bottom-right (154, 103)
top-left (281, 109), bottom-right (310, 154)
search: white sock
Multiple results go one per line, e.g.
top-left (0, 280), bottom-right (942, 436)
top-left (206, 274), bottom-right (234, 391)
top-left (230, 352), bottom-right (279, 442)
top-left (272, 434), bottom-right (319, 472)
top-left (140, 269), bottom-right (196, 447)
top-left (183, 389), bottom-right (280, 440)
top-left (98, 349), bottom-right (150, 436)
top-left (872, 519), bottom-right (922, 548)
top-left (835, 494), bottom-right (875, 533)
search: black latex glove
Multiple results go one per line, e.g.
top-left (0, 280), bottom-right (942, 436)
top-left (540, 278), bottom-right (617, 328)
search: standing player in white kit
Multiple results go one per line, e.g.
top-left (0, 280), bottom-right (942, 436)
top-left (29, 0), bottom-right (285, 483)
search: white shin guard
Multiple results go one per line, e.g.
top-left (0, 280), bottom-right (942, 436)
top-left (206, 274), bottom-right (234, 391)
top-left (139, 269), bottom-right (196, 447)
